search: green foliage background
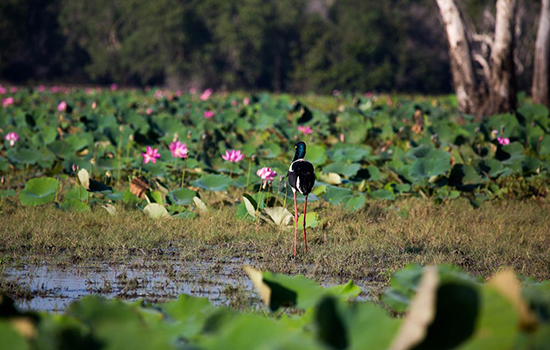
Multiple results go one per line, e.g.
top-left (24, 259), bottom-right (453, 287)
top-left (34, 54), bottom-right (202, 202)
top-left (0, 0), bottom-right (541, 93)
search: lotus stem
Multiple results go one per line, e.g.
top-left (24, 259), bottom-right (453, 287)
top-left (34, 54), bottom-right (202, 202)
top-left (274, 178), bottom-right (282, 205)
top-left (117, 130), bottom-right (123, 186)
top-left (181, 157), bottom-right (187, 188)
top-left (246, 158), bottom-right (252, 188)
top-left (229, 163), bottom-right (234, 178)
top-left (255, 181), bottom-right (264, 222)
top-left (283, 181), bottom-right (287, 209)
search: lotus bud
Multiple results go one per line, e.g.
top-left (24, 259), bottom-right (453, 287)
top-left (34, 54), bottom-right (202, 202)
top-left (119, 125), bottom-right (124, 132)
top-left (173, 133), bottom-right (179, 142)
top-left (202, 133), bottom-right (207, 140)
top-left (340, 133), bottom-right (345, 142)
top-left (90, 158), bottom-right (96, 166)
top-left (1, 176), bottom-right (4, 184)
top-left (72, 164), bottom-right (79, 172)
top-left (129, 134), bottom-right (134, 142)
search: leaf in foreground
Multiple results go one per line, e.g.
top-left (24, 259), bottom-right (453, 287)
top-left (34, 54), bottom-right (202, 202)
top-left (244, 266), bottom-right (360, 311)
top-left (263, 206), bottom-right (293, 226)
top-left (143, 203), bottom-right (169, 219)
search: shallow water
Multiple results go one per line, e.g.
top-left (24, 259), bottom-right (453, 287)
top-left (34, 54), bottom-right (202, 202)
top-left (3, 258), bottom-right (255, 312)
top-left (2, 256), bottom-right (372, 312)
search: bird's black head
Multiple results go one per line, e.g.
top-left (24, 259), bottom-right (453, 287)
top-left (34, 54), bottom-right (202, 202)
top-left (293, 141), bottom-right (306, 161)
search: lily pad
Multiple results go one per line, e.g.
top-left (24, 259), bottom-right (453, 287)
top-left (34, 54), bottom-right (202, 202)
top-left (19, 177), bottom-right (59, 206)
top-left (143, 203), bottom-right (169, 219)
top-left (166, 188), bottom-right (196, 206)
top-left (192, 174), bottom-right (233, 191)
top-left (324, 186), bottom-right (353, 204)
top-left (323, 162), bottom-right (361, 178)
top-left (297, 211), bottom-right (320, 228)
top-left (60, 199), bottom-right (91, 212)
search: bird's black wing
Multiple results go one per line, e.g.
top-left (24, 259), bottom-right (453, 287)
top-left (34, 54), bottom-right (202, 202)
top-left (289, 160), bottom-right (315, 195)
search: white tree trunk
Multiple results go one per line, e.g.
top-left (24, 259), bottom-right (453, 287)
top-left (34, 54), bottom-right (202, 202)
top-left (435, 0), bottom-right (479, 114)
top-left (486, 0), bottom-right (518, 114)
top-left (533, 0), bottom-right (550, 108)
top-left (437, 0), bottom-right (520, 116)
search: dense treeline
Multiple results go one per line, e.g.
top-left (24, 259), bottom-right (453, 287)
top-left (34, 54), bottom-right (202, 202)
top-left (0, 0), bottom-right (541, 93)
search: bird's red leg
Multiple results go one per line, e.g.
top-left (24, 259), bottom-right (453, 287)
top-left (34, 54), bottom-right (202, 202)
top-left (303, 195), bottom-right (308, 252)
top-left (294, 191), bottom-right (298, 256)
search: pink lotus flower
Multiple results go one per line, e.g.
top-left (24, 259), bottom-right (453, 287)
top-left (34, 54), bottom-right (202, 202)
top-left (231, 100), bottom-right (238, 106)
top-left (257, 167), bottom-right (277, 182)
top-left (169, 141), bottom-right (188, 158)
top-left (72, 164), bottom-right (79, 172)
top-left (203, 110), bottom-right (214, 119)
top-left (110, 83), bottom-right (118, 91)
top-left (175, 90), bottom-right (182, 97)
top-left (189, 87), bottom-right (197, 94)
top-left (50, 86), bottom-right (59, 93)
top-left (2, 97), bottom-right (14, 108)
top-left (200, 89), bottom-right (212, 101)
top-left (0, 86), bottom-right (6, 94)
top-left (497, 137), bottom-right (510, 146)
top-left (154, 90), bottom-right (163, 99)
top-left (333, 89), bottom-right (340, 96)
top-left (10, 87), bottom-right (18, 93)
top-left (298, 125), bottom-right (312, 135)
top-left (243, 98), bottom-right (250, 106)
top-left (365, 92), bottom-right (373, 98)
top-left (222, 149), bottom-right (244, 163)
top-left (146, 108), bottom-right (153, 115)
top-left (142, 146), bottom-right (161, 164)
top-left (37, 85), bottom-right (45, 92)
top-left (4, 132), bottom-right (18, 146)
top-left (58, 101), bottom-right (67, 112)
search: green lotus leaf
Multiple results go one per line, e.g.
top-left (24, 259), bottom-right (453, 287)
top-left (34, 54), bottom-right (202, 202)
top-left (19, 177), bottom-right (59, 206)
top-left (0, 321), bottom-right (28, 350)
top-left (192, 174), bottom-right (233, 191)
top-left (60, 198), bottom-right (91, 212)
top-left (323, 162), bottom-right (361, 178)
top-left (328, 144), bottom-right (371, 162)
top-left (298, 211), bottom-right (320, 228)
top-left (7, 148), bottom-right (41, 165)
top-left (370, 189), bottom-right (395, 200)
top-left (324, 186), bottom-right (353, 204)
top-left (306, 144), bottom-right (328, 166)
top-left (449, 164), bottom-right (483, 187)
top-left (409, 149), bottom-right (451, 180)
top-left (479, 159), bottom-right (506, 178)
top-left (345, 195), bottom-right (366, 211)
top-left (244, 266), bottom-right (360, 312)
top-left (31, 125), bottom-right (57, 146)
top-left (166, 188), bottom-right (196, 206)
top-left (0, 189), bottom-right (16, 199)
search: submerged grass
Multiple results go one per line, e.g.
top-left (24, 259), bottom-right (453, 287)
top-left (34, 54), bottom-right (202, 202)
top-left (1, 197), bottom-right (549, 289)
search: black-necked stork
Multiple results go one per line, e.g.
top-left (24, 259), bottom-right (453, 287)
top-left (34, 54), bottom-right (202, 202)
top-left (287, 141), bottom-right (315, 255)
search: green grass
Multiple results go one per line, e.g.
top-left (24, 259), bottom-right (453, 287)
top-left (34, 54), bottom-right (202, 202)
top-left (1, 197), bottom-right (549, 289)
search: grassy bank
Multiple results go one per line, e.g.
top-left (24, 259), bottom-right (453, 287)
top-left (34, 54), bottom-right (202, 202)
top-left (1, 197), bottom-right (549, 285)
